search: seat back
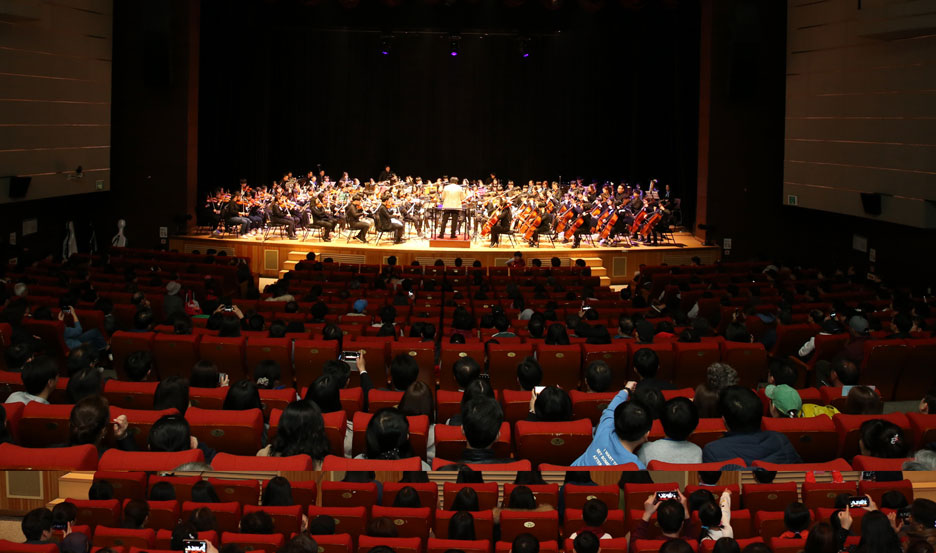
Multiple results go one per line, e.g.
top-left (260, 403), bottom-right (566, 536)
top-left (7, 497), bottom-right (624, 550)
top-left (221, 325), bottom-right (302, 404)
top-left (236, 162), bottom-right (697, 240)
top-left (434, 423), bottom-right (512, 462)
top-left (672, 342), bottom-right (721, 389)
top-left (210, 453), bottom-right (315, 471)
top-left (293, 340), bottom-right (339, 390)
top-left (761, 416), bottom-right (837, 463)
top-left (741, 483), bottom-right (799, 512)
top-left (306, 535), bottom-right (352, 553)
top-left (108, 407), bottom-right (178, 451)
top-left (443, 483), bottom-right (499, 511)
top-left (390, 342), bottom-right (436, 387)
top-left (535, 344), bottom-right (583, 390)
top-left (720, 342), bottom-right (767, 388)
top-left (152, 334), bottom-right (201, 380)
top-left (498, 510), bottom-right (559, 543)
top-left (833, 412), bottom-right (910, 459)
top-left (307, 506), bottom-right (368, 539)
top-left (241, 505), bottom-right (304, 535)
top-left (186, 407), bottom-right (264, 455)
top-left (382, 482), bottom-right (439, 508)
top-left (99, 450), bottom-right (204, 471)
top-left (346, 340), bottom-right (390, 387)
top-left (18, 403), bottom-right (73, 447)
top-left (69, 499), bottom-right (122, 529)
top-left (427, 539), bottom-right (491, 553)
top-left (621, 483), bottom-right (680, 513)
top-left (102, 380), bottom-right (158, 410)
top-left (861, 340), bottom-right (909, 401)
top-left (801, 481), bottom-right (857, 509)
top-left (93, 472), bottom-right (148, 502)
top-left (895, 339), bottom-right (936, 400)
top-left (351, 411), bottom-right (429, 459)
top-left (434, 510), bottom-right (495, 541)
top-left (582, 343), bottom-right (631, 392)
top-left (245, 338), bottom-right (294, 385)
top-left (771, 324), bottom-right (817, 357)
top-left (358, 536), bottom-right (421, 553)
top-left (514, 419), bottom-right (593, 466)
top-left (321, 481), bottom-right (380, 507)
top-left (205, 478), bottom-right (260, 505)
top-left (562, 484), bottom-right (620, 510)
top-left (110, 331), bottom-right (157, 380)
top-left (562, 509), bottom-right (626, 538)
top-left (92, 527), bottom-right (155, 549)
top-left (182, 502), bottom-right (242, 534)
top-left (371, 506), bottom-right (432, 539)
top-left (569, 391), bottom-right (616, 426)
top-left (219, 532), bottom-right (284, 553)
top-left (198, 336), bottom-right (247, 378)
top-left (502, 484), bottom-right (559, 510)
top-left (147, 476), bottom-right (200, 503)
top-left (908, 412), bottom-right (936, 450)
top-left (439, 344), bottom-right (486, 391)
top-left (138, 500), bottom-right (179, 531)
top-left (24, 320), bottom-right (70, 366)
top-left (487, 343), bottom-right (535, 392)
top-left (858, 479), bottom-right (913, 506)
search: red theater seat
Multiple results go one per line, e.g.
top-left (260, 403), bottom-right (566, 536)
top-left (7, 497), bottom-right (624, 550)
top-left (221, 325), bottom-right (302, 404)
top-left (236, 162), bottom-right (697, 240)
top-left (93, 472), bottom-right (148, 502)
top-left (769, 538), bottom-right (807, 553)
top-left (742, 482), bottom-right (798, 512)
top-left (907, 412), bottom-right (936, 449)
top-left (307, 535), bottom-right (352, 553)
top-left (647, 458), bottom-right (745, 471)
top-left (895, 338), bottom-right (936, 401)
top-left (720, 342), bottom-right (767, 388)
top-left (535, 344), bottom-right (583, 390)
top-left (92, 527), bottom-right (155, 549)
top-left (439, 343), bottom-right (486, 391)
top-left (182, 502), bottom-right (241, 534)
top-left (293, 339), bottom-right (339, 390)
top-left (628, 343), bottom-right (675, 383)
top-left (861, 340), bottom-right (909, 401)
top-left (270, 408), bottom-right (347, 457)
top-left (0, 543), bottom-right (60, 553)
top-left (621, 483), bottom-right (680, 516)
top-left (833, 412), bottom-right (910, 459)
top-left (220, 532), bottom-right (284, 553)
top-left (110, 331), bottom-right (157, 380)
top-left (582, 343), bottom-right (631, 393)
top-left (434, 423), bottom-right (512, 462)
top-left (148, 476), bottom-right (200, 503)
top-left (435, 510), bottom-right (495, 541)
top-left (851, 456), bottom-right (912, 471)
top-left (110, 406), bottom-right (178, 451)
top-left (514, 418), bottom-right (593, 466)
top-left (569, 391), bottom-right (617, 426)
top-left (18, 403), bottom-right (72, 447)
top-left (198, 336), bottom-right (247, 377)
top-left (632, 540), bottom-right (697, 553)
top-left (152, 334), bottom-right (201, 380)
top-left (154, 531), bottom-right (217, 550)
top-left (242, 505), bottom-right (304, 535)
top-left (371, 506), bottom-right (432, 539)
top-left (427, 539), bottom-right (491, 553)
top-left (487, 343), bottom-right (535, 392)
top-left (390, 342), bottom-right (436, 387)
top-left (246, 338), bottom-right (294, 384)
top-left (756, 510), bottom-right (813, 539)
top-left (321, 481), bottom-right (380, 508)
top-left (211, 453), bottom-right (315, 471)
top-left (136, 500), bottom-right (179, 531)
top-left (99, 449), bottom-right (204, 471)
top-left (188, 386), bottom-right (228, 410)
top-left (801, 481), bottom-right (857, 509)
top-left (368, 389), bottom-right (404, 412)
top-left (0, 443), bottom-right (98, 470)
top-left (701, 539), bottom-right (763, 553)
top-left (562, 484), bottom-right (621, 510)
top-left (308, 506), bottom-right (368, 538)
top-left (186, 406), bottom-right (264, 455)
top-left (494, 541), bottom-right (558, 553)
top-left (382, 482), bottom-right (438, 508)
top-left (563, 509), bottom-right (626, 538)
top-left (752, 459), bottom-right (852, 472)
top-left (672, 342), bottom-right (721, 389)
top-left (102, 380), bottom-right (158, 410)
top-left (69, 499), bottom-right (122, 529)
top-left (206, 478), bottom-right (260, 506)
top-left (359, 536), bottom-right (421, 553)
top-left (684, 485), bottom-right (740, 509)
top-left (499, 510), bottom-right (560, 542)
top-left (859, 479), bottom-right (913, 506)
top-left (503, 484), bottom-right (559, 509)
top-left (501, 389), bottom-right (534, 423)
top-left (444, 483), bottom-right (500, 511)
top-left (351, 412), bottom-right (429, 459)
top-left (648, 418), bottom-right (726, 449)
top-left (762, 416), bottom-right (837, 463)
top-left (321, 455), bottom-right (423, 471)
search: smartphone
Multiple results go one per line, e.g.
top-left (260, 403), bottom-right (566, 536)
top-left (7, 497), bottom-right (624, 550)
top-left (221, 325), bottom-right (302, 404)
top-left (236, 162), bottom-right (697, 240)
top-left (52, 522), bottom-right (67, 531)
top-left (222, 306), bottom-right (234, 312)
top-left (533, 386), bottom-right (546, 396)
top-left (848, 496), bottom-right (870, 508)
top-left (340, 351), bottom-right (360, 361)
top-left (655, 491), bottom-right (678, 502)
top-left (898, 506), bottom-right (912, 522)
top-left (218, 373), bottom-right (228, 385)
top-left (184, 540), bottom-right (208, 553)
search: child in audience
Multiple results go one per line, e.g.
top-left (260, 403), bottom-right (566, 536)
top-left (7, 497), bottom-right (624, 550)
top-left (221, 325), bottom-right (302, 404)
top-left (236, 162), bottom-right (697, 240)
top-left (778, 502), bottom-right (811, 539)
top-left (698, 490), bottom-right (733, 542)
top-left (568, 498), bottom-right (612, 539)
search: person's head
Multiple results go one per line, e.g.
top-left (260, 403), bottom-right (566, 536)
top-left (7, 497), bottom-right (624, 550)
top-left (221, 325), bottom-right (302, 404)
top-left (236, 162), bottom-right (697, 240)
top-left (268, 320), bottom-right (287, 338)
top-left (4, 341), bottom-right (34, 371)
top-left (21, 508), bottom-right (53, 542)
top-left (906, 541), bottom-right (935, 553)
top-left (830, 359), bottom-right (860, 386)
top-left (154, 376), bottom-right (189, 415)
top-left (879, 490), bottom-right (909, 510)
top-left (698, 499), bottom-right (724, 531)
top-left (306, 515), bottom-right (336, 535)
top-left (846, 386), bottom-right (883, 415)
top-left (453, 357), bottom-right (481, 390)
top-left (802, 523), bottom-right (836, 553)
top-left (66, 345), bottom-right (98, 376)
top-left (767, 358), bottom-right (798, 387)
top-left (584, 360), bottom-right (612, 392)
top-left (390, 354), bottom-right (419, 391)
top-left (462, 396), bottom-right (503, 449)
top-left (365, 408), bottom-right (414, 460)
top-left (857, 510), bottom-right (901, 553)
top-left (262, 477), bottom-right (294, 506)
top-left (191, 480), bottom-right (220, 503)
top-left (52, 502), bottom-right (77, 532)
top-left (306, 374), bottom-right (342, 413)
top-left (124, 351), bottom-right (154, 382)
top-left (223, 379), bottom-right (262, 411)
top-left (271, 400), bottom-right (329, 461)
top-left (66, 367), bottom-right (103, 403)
top-left (507, 486), bottom-right (537, 509)
top-left (510, 534), bottom-right (539, 553)
top-left (133, 309), bottom-right (155, 331)
top-left (633, 348), bottom-right (660, 379)
top-left (88, 480), bottom-right (114, 500)
top-left (451, 487), bottom-right (480, 511)
top-left (908, 498), bottom-right (936, 533)
top-left (69, 395), bottom-right (110, 446)
top-left (635, 320), bottom-right (655, 343)
top-left (613, 401), bottom-right (652, 447)
top-left (21, 356), bottom-right (58, 397)
top-left (545, 323), bottom-right (569, 345)
top-left (572, 531), bottom-right (600, 553)
top-left (657, 499), bottom-right (686, 534)
top-left (278, 534), bottom-right (318, 553)
top-left (516, 358), bottom-right (543, 391)
top-left (687, 489), bottom-right (716, 513)
top-left (766, 384), bottom-right (803, 418)
top-left (447, 511), bottom-right (475, 540)
top-left (859, 418), bottom-right (909, 458)
top-left (582, 498), bottom-right (608, 527)
top-left (149, 481), bottom-right (176, 501)
top-left (712, 538), bottom-right (740, 553)
top-left (784, 502), bottom-right (810, 533)
top-left (660, 397), bottom-right (700, 441)
top-left (719, 386), bottom-right (762, 433)
top-left (240, 511), bottom-right (275, 534)
top-left (398, 380), bottom-right (435, 425)
top-left (632, 386), bottom-right (665, 420)
top-left (148, 414), bottom-right (192, 452)
top-left (391, 486), bottom-right (422, 508)
top-left (533, 387), bottom-right (572, 422)
top-left (191, 360), bottom-right (221, 388)
top-left (122, 499), bottom-right (149, 529)
top-left (253, 360), bottom-right (281, 390)
top-left (218, 315), bottom-right (241, 337)
top-left (170, 522), bottom-right (198, 550)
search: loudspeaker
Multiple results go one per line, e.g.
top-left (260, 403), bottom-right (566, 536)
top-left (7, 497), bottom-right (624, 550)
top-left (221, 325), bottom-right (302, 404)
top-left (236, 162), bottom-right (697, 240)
top-left (8, 176), bottom-right (31, 199)
top-left (860, 192), bottom-right (882, 216)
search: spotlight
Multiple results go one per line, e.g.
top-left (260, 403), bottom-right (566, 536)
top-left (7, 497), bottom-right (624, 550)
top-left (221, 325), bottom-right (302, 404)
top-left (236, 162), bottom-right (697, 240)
top-left (519, 37), bottom-right (530, 58)
top-left (380, 35), bottom-right (393, 55)
top-left (449, 34), bottom-right (460, 56)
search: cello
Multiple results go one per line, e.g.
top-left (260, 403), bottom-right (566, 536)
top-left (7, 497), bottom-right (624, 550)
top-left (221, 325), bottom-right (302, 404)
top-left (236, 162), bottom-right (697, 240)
top-left (554, 203), bottom-right (575, 234)
top-left (629, 206), bottom-right (648, 235)
top-left (598, 208), bottom-right (619, 241)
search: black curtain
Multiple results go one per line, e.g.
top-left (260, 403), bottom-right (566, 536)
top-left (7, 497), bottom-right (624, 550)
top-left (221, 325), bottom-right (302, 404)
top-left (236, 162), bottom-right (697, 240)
top-left (198, 0), bottom-right (699, 224)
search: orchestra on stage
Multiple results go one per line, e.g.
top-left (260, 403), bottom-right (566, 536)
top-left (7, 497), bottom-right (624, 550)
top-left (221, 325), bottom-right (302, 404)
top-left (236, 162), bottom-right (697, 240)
top-left (202, 167), bottom-right (680, 249)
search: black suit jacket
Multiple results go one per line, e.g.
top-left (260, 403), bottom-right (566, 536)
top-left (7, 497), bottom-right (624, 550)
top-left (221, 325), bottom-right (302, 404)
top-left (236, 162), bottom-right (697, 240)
top-left (375, 205), bottom-right (393, 231)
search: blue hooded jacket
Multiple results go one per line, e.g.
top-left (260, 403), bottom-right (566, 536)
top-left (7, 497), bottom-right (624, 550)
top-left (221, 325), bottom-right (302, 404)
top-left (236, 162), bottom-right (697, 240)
top-left (571, 389), bottom-right (647, 468)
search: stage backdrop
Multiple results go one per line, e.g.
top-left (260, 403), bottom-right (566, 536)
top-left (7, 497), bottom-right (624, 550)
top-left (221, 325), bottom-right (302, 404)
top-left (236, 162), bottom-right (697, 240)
top-left (198, 0), bottom-right (700, 224)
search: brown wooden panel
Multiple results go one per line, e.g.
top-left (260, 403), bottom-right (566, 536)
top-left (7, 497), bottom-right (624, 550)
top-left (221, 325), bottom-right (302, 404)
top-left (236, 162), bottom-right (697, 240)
top-left (0, 50), bottom-right (111, 83)
top-left (0, 125), bottom-right (111, 150)
top-left (0, 470), bottom-right (67, 516)
top-left (0, 148), bottom-right (110, 177)
top-left (0, 75), bottom-right (109, 103)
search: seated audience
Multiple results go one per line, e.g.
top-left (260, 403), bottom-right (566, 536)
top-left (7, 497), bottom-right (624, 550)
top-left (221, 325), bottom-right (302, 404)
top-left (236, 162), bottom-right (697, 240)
top-left (637, 397), bottom-right (702, 465)
top-left (702, 386), bottom-right (801, 465)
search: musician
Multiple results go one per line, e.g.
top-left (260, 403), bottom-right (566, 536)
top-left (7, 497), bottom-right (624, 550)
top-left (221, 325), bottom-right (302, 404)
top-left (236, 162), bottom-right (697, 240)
top-left (271, 196), bottom-right (298, 239)
top-left (309, 195), bottom-right (336, 242)
top-left (627, 191), bottom-right (643, 214)
top-left (529, 202), bottom-right (554, 247)
top-left (401, 194), bottom-right (424, 238)
top-left (345, 196), bottom-right (371, 243)
top-left (572, 202), bottom-right (595, 249)
top-left (439, 177), bottom-right (466, 239)
top-left (378, 165), bottom-right (395, 183)
top-left (222, 192), bottom-right (251, 236)
top-left (489, 202), bottom-right (512, 247)
top-left (376, 196), bottom-right (405, 244)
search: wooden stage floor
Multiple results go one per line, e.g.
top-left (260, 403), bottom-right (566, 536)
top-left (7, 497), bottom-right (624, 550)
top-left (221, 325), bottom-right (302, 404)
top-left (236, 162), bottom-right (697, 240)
top-left (169, 230), bottom-right (719, 285)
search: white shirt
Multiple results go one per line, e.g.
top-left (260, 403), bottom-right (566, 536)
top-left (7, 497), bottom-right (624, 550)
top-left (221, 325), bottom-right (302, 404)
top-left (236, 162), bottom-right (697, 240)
top-left (5, 391), bottom-right (49, 405)
top-left (441, 184), bottom-right (466, 210)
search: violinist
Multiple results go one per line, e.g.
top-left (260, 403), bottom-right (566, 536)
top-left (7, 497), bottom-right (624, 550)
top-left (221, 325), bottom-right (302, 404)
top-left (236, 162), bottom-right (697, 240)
top-left (309, 195), bottom-right (336, 242)
top-left (376, 195), bottom-right (405, 244)
top-left (345, 195), bottom-right (371, 243)
top-left (271, 195), bottom-right (298, 239)
top-left (489, 202), bottom-right (512, 247)
top-left (528, 202), bottom-right (554, 247)
top-left (222, 191), bottom-right (251, 236)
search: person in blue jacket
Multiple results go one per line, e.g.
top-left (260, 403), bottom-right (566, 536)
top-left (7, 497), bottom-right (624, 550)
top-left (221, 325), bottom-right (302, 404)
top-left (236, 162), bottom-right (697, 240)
top-left (702, 385), bottom-right (802, 466)
top-left (572, 382), bottom-right (652, 467)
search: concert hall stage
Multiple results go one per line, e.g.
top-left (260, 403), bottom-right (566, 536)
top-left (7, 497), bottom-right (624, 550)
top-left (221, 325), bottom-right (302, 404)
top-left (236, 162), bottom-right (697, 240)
top-left (169, 230), bottom-right (719, 285)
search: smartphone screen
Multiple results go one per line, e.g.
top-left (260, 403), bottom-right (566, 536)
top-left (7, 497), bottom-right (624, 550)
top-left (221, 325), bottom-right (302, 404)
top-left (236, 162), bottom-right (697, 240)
top-left (848, 496), bottom-right (870, 508)
top-left (656, 491), bottom-right (678, 502)
top-left (533, 386), bottom-right (546, 396)
top-left (184, 540), bottom-right (208, 553)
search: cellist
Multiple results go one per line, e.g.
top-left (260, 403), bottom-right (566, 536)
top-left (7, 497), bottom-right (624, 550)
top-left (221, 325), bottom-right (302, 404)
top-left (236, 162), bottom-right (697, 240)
top-left (528, 202), bottom-right (554, 247)
top-left (489, 201), bottom-right (512, 247)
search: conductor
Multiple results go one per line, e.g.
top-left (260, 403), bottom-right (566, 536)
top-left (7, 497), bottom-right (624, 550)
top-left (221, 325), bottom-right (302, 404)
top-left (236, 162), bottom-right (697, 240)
top-left (439, 177), bottom-right (466, 239)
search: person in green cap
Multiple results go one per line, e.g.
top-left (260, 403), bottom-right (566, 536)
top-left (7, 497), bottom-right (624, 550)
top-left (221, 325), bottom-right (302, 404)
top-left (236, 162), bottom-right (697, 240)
top-left (765, 384), bottom-right (803, 418)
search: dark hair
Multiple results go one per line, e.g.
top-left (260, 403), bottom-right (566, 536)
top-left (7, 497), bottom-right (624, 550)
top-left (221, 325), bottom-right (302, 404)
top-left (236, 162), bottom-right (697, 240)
top-left (712, 538), bottom-right (741, 553)
top-left (461, 396), bottom-right (503, 449)
top-left (66, 345), bottom-right (97, 376)
top-left (6, 342), bottom-right (34, 371)
top-left (306, 375), bottom-right (342, 413)
top-left (262, 476), bottom-right (294, 506)
top-left (725, 322), bottom-right (751, 343)
top-left (278, 534), bottom-right (318, 553)
top-left (218, 315), bottom-right (241, 337)
top-left (88, 480), bottom-right (114, 500)
top-left (584, 361), bottom-right (612, 392)
top-left (698, 501), bottom-right (723, 539)
top-left (271, 400), bottom-right (329, 461)
top-left (22, 356), bottom-right (58, 396)
top-left (582, 498), bottom-right (608, 527)
top-left (545, 323), bottom-right (570, 345)
top-left (613, 401), bottom-right (652, 442)
top-left (657, 499), bottom-right (686, 534)
top-left (134, 309), bottom-right (155, 331)
top-left (240, 511), bottom-right (275, 534)
top-left (784, 502), bottom-right (811, 533)
top-left (170, 522), bottom-right (198, 550)
top-left (508, 486), bottom-right (537, 509)
top-left (149, 481), bottom-right (176, 501)
top-left (365, 408), bottom-right (415, 460)
top-left (322, 360), bottom-right (351, 388)
top-left (389, 354), bottom-right (419, 391)
top-left (660, 540), bottom-right (694, 553)
top-left (67, 367), bottom-right (103, 403)
top-left (122, 499), bottom-right (149, 529)
top-left (392, 486), bottom-right (422, 508)
top-left (687, 489), bottom-right (716, 513)
top-left (768, 359), bottom-right (798, 387)
top-left (254, 360), bottom-right (282, 390)
top-left (154, 376), bottom-right (189, 415)
top-left (832, 360), bottom-right (860, 386)
top-left (306, 515), bottom-right (335, 535)
top-left (661, 397), bottom-right (700, 441)
top-left (125, 351), bottom-right (153, 381)
top-left (223, 379), bottom-right (262, 411)
top-left (191, 360), bottom-right (220, 388)
top-left (694, 383), bottom-right (721, 418)
top-left (452, 357), bottom-right (481, 390)
top-left (148, 414), bottom-right (192, 452)
top-left (511, 534), bottom-right (540, 553)
top-left (449, 334), bottom-right (466, 344)
top-left (881, 490), bottom-right (909, 510)
top-left (719, 386), bottom-right (763, 433)
top-left (632, 386), bottom-right (665, 420)
top-left (633, 348), bottom-right (660, 379)
top-left (191, 480), bottom-right (220, 503)
top-left (365, 516), bottom-right (398, 538)
top-left (859, 418), bottom-right (909, 458)
top-left (69, 395), bottom-right (109, 446)
top-left (447, 511), bottom-right (476, 540)
top-left (21, 508), bottom-right (53, 541)
top-left (516, 358), bottom-right (543, 391)
top-left (804, 522), bottom-right (837, 553)
top-left (910, 498), bottom-right (936, 530)
top-left (451, 487), bottom-right (480, 511)
top-left (573, 531), bottom-right (600, 553)
top-left (52, 502), bottom-right (77, 527)
top-left (856, 510), bottom-right (901, 553)
top-left (847, 386), bottom-right (884, 415)
top-left (398, 380), bottom-right (435, 425)
top-left (533, 387), bottom-right (572, 422)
